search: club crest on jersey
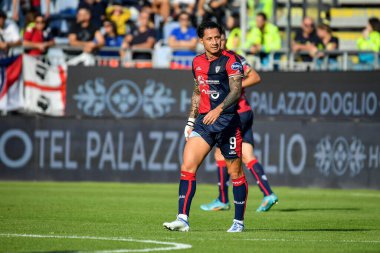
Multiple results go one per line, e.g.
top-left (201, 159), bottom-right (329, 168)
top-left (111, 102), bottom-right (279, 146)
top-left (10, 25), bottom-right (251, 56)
top-left (231, 62), bottom-right (243, 71)
top-left (215, 66), bottom-right (221, 73)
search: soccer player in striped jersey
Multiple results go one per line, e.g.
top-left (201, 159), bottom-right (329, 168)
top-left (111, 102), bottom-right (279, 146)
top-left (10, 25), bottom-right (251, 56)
top-left (200, 32), bottom-right (278, 213)
top-left (163, 21), bottom-right (248, 232)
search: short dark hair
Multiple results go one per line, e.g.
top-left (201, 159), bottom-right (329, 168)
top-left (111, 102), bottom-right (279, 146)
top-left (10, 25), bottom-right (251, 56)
top-left (197, 20), bottom-right (222, 38)
top-left (0, 10), bottom-right (7, 19)
top-left (369, 17), bottom-right (380, 33)
top-left (78, 7), bottom-right (91, 15)
top-left (178, 11), bottom-right (190, 20)
top-left (103, 19), bottom-right (118, 35)
top-left (256, 12), bottom-right (267, 21)
top-left (317, 23), bottom-right (332, 33)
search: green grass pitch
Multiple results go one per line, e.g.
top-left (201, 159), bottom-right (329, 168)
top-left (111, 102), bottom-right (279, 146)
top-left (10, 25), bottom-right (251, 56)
top-left (0, 181), bottom-right (379, 253)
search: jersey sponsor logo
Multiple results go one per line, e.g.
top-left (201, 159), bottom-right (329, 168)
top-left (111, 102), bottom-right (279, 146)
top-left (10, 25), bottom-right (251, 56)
top-left (231, 62), bottom-right (243, 71)
top-left (215, 66), bottom-right (221, 73)
top-left (196, 66), bottom-right (202, 71)
top-left (197, 75), bottom-right (206, 85)
top-left (205, 80), bottom-right (220, 84)
top-left (201, 89), bottom-right (220, 99)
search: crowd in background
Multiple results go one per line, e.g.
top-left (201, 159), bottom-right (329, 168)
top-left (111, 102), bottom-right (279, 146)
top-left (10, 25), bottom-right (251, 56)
top-left (0, 0), bottom-right (380, 69)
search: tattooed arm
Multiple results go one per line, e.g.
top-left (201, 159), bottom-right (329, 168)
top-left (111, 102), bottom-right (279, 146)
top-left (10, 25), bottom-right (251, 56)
top-left (202, 75), bottom-right (242, 125)
top-left (220, 75), bottom-right (242, 110)
top-left (184, 80), bottom-right (200, 140)
top-left (189, 80), bottom-right (200, 118)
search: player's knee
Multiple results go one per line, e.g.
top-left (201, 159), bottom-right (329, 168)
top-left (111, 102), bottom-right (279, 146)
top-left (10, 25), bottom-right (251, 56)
top-left (229, 170), bottom-right (244, 179)
top-left (227, 164), bottom-right (244, 179)
top-left (242, 144), bottom-right (256, 164)
top-left (181, 163), bottom-right (197, 173)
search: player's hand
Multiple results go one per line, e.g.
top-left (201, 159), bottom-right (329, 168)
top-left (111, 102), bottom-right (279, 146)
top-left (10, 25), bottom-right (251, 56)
top-left (203, 107), bottom-right (222, 125)
top-left (184, 118), bottom-right (195, 141)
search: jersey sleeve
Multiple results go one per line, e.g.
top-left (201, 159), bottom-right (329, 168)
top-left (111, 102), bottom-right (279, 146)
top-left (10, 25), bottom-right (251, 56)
top-left (238, 55), bottom-right (252, 74)
top-left (226, 55), bottom-right (244, 78)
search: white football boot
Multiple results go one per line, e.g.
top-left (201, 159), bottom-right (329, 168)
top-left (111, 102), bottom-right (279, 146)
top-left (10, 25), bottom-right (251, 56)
top-left (227, 219), bottom-right (244, 232)
top-left (163, 215), bottom-right (190, 232)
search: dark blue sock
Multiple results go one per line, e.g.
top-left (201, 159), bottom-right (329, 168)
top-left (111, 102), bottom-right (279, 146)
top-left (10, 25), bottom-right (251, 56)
top-left (178, 171), bottom-right (196, 216)
top-left (247, 159), bottom-right (273, 197)
top-left (232, 176), bottom-right (248, 221)
top-left (216, 160), bottom-right (230, 204)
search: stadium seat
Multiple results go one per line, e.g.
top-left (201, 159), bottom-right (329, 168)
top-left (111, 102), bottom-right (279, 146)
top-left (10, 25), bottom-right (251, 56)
top-left (338, 0), bottom-right (380, 5)
top-left (330, 8), bottom-right (380, 28)
top-left (276, 7), bottom-right (303, 28)
top-left (334, 31), bottom-right (361, 50)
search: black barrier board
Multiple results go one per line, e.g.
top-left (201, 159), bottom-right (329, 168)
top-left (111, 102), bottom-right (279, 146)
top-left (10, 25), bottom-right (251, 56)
top-left (1, 116), bottom-right (379, 189)
top-left (67, 67), bottom-right (380, 121)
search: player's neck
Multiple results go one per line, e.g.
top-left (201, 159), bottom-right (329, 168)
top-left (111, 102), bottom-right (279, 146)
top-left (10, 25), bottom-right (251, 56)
top-left (205, 50), bottom-right (222, 61)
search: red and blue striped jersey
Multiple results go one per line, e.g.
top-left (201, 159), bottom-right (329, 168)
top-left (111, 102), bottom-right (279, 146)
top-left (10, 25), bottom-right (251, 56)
top-left (192, 50), bottom-right (244, 114)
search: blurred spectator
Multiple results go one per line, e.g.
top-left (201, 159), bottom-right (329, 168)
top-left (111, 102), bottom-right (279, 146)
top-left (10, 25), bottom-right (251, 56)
top-left (150, 0), bottom-right (170, 23)
top-left (248, 0), bottom-right (274, 27)
top-left (23, 9), bottom-right (37, 32)
top-left (140, 2), bottom-right (155, 22)
top-left (316, 23), bottom-right (339, 69)
top-left (30, 0), bottom-right (41, 12)
top-left (23, 14), bottom-right (54, 56)
top-left (1, 0), bottom-right (12, 15)
top-left (0, 10), bottom-right (21, 58)
top-left (99, 19), bottom-right (123, 57)
top-left (316, 24), bottom-right (339, 51)
top-left (105, 1), bottom-right (131, 36)
top-left (225, 13), bottom-right (243, 55)
top-left (292, 16), bottom-right (320, 62)
top-left (43, 0), bottom-right (78, 18)
top-left (227, 0), bottom-right (240, 14)
top-left (43, 0), bottom-right (78, 37)
top-left (68, 7), bottom-right (104, 54)
top-left (356, 17), bottom-right (380, 66)
top-left (115, 0), bottom-right (140, 21)
top-left (245, 12), bottom-right (281, 67)
top-left (5, 0), bottom-right (41, 28)
top-left (78, 0), bottom-right (107, 29)
top-left (168, 11), bottom-right (197, 69)
top-left (121, 11), bottom-right (156, 62)
top-left (172, 0), bottom-right (195, 18)
top-left (197, 0), bottom-right (228, 24)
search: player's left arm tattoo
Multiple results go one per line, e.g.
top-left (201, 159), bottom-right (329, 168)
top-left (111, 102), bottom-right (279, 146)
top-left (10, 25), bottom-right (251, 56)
top-left (221, 75), bottom-right (242, 110)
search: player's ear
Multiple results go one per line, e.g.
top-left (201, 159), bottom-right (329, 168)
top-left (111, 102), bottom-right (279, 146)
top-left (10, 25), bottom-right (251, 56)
top-left (199, 38), bottom-right (204, 46)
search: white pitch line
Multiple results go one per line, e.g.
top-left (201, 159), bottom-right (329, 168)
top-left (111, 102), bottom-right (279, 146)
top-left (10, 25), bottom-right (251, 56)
top-left (243, 238), bottom-right (380, 244)
top-left (0, 233), bottom-right (192, 253)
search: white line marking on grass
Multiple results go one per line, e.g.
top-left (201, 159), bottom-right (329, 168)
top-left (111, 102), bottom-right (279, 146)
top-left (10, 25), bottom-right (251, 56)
top-left (243, 238), bottom-right (380, 244)
top-left (0, 233), bottom-right (192, 252)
